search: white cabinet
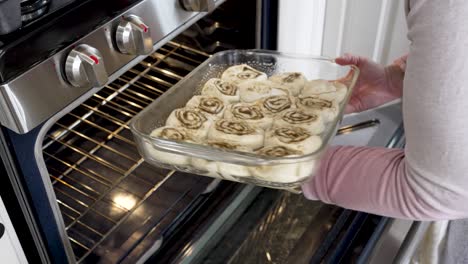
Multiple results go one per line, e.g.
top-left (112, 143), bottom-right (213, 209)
top-left (0, 196), bottom-right (27, 264)
top-left (277, 0), bottom-right (410, 64)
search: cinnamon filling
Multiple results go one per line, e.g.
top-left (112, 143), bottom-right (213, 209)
top-left (257, 146), bottom-right (302, 157)
top-left (282, 110), bottom-right (318, 124)
top-left (160, 128), bottom-right (186, 141)
top-left (215, 120), bottom-right (255, 135)
top-left (236, 66), bottom-right (262, 79)
top-left (263, 96), bottom-right (292, 113)
top-left (283, 72), bottom-right (301, 83)
top-left (274, 127), bottom-right (310, 143)
top-left (215, 80), bottom-right (238, 95)
top-left (299, 97), bottom-right (332, 109)
top-left (175, 109), bottom-right (207, 129)
top-left (199, 97), bottom-right (224, 114)
top-left (232, 105), bottom-right (264, 120)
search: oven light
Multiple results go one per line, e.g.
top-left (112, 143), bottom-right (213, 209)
top-left (266, 252), bottom-right (272, 262)
top-left (113, 194), bottom-right (137, 210)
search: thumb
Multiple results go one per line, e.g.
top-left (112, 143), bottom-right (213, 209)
top-left (335, 53), bottom-right (366, 67)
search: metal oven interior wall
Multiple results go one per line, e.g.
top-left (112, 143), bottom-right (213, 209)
top-left (174, 0), bottom-right (258, 53)
top-left (2, 0), bottom-right (260, 263)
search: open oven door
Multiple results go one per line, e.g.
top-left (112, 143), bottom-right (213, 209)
top-left (0, 130), bottom-right (50, 263)
top-left (158, 101), bottom-right (406, 264)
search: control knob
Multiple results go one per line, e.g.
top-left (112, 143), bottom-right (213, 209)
top-left (116, 15), bottom-right (152, 55)
top-left (65, 44), bottom-right (108, 87)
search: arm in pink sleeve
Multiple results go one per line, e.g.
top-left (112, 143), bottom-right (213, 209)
top-left (302, 0), bottom-right (468, 221)
top-left (302, 146), bottom-right (468, 221)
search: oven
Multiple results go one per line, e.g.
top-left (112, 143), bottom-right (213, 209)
top-left (0, 0), bottom-right (410, 263)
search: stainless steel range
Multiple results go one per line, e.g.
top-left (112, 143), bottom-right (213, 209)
top-left (0, 0), bottom-right (260, 262)
top-left (0, 0), bottom-right (413, 263)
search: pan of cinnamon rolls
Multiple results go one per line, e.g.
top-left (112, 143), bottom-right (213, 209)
top-left (130, 50), bottom-right (359, 192)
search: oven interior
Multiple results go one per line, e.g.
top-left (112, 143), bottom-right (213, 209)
top-left (40, 1), bottom-right (257, 262)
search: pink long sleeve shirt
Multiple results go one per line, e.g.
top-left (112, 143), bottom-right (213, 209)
top-left (302, 0), bottom-right (468, 221)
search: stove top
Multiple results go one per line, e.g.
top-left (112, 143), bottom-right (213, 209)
top-left (0, 0), bottom-right (142, 83)
top-left (21, 0), bottom-right (52, 23)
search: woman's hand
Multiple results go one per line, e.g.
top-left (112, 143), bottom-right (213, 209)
top-left (335, 54), bottom-right (407, 113)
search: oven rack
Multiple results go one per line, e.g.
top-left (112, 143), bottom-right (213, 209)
top-left (42, 42), bottom-right (213, 263)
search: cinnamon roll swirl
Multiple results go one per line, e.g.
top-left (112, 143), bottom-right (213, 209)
top-left (201, 78), bottom-right (240, 103)
top-left (269, 72), bottom-right (306, 96)
top-left (249, 146), bottom-right (315, 183)
top-left (224, 103), bottom-right (273, 129)
top-left (207, 119), bottom-right (264, 149)
top-left (301, 79), bottom-right (347, 103)
top-left (165, 108), bottom-right (211, 140)
top-left (265, 127), bottom-right (322, 154)
top-left (273, 109), bottom-right (325, 134)
top-left (221, 64), bottom-right (268, 84)
top-left (206, 140), bottom-right (254, 179)
top-left (296, 96), bottom-right (339, 123)
top-left (259, 95), bottom-right (295, 116)
top-left (257, 145), bottom-right (302, 157)
top-left (146, 126), bottom-right (192, 166)
top-left (156, 127), bottom-right (189, 141)
top-left (238, 80), bottom-right (288, 103)
top-left (186, 96), bottom-right (225, 119)
top-left (190, 140), bottom-right (248, 179)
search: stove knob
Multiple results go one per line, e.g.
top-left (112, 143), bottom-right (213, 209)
top-left (116, 15), bottom-right (152, 55)
top-left (65, 44), bottom-right (108, 87)
top-left (179, 0), bottom-right (215, 12)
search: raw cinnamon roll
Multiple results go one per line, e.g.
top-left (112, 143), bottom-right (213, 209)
top-left (269, 72), bottom-right (306, 96)
top-left (190, 156), bottom-right (220, 178)
top-left (224, 103), bottom-right (273, 129)
top-left (296, 96), bottom-right (339, 122)
top-left (207, 119), bottom-right (264, 149)
top-left (301, 79), bottom-right (347, 103)
top-left (265, 126), bottom-right (322, 154)
top-left (146, 126), bottom-right (192, 166)
top-left (208, 140), bottom-right (250, 151)
top-left (190, 140), bottom-right (252, 179)
top-left (273, 109), bottom-right (325, 134)
top-left (207, 140), bottom-right (253, 179)
top-left (221, 64), bottom-right (268, 84)
top-left (238, 80), bottom-right (288, 103)
top-left (258, 95), bottom-right (295, 116)
top-left (201, 78), bottom-right (240, 103)
top-left (186, 96), bottom-right (225, 119)
top-left (154, 127), bottom-right (189, 140)
top-left (249, 146), bottom-right (316, 183)
top-left (165, 108), bottom-right (211, 140)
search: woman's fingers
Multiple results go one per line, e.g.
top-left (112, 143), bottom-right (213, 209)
top-left (344, 103), bottom-right (357, 114)
top-left (344, 95), bottom-right (365, 114)
top-left (393, 54), bottom-right (408, 72)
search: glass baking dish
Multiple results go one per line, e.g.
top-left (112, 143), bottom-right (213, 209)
top-left (130, 50), bottom-right (359, 192)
